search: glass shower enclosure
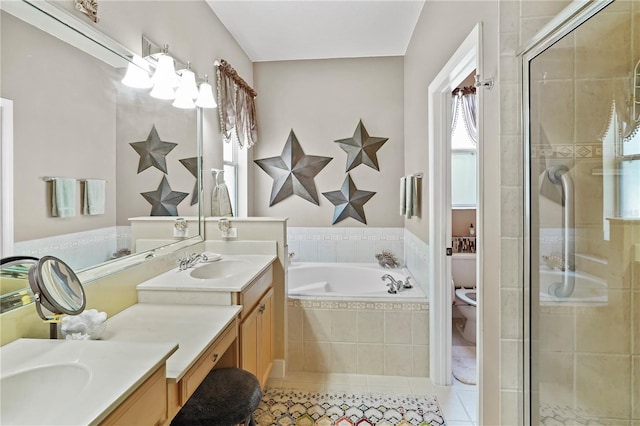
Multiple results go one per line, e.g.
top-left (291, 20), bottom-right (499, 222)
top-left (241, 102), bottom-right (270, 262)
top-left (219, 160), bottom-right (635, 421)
top-left (523, 0), bottom-right (639, 424)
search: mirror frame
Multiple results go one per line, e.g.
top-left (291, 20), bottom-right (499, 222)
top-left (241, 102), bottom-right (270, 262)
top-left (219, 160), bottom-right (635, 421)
top-left (0, 0), bottom-right (204, 292)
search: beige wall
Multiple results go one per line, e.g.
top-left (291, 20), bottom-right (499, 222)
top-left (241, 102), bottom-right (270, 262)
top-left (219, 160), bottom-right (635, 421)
top-left (404, 1), bottom-right (501, 422)
top-left (253, 57), bottom-right (405, 227)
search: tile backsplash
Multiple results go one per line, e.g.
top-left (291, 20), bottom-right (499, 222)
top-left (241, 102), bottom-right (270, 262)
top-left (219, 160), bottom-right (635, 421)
top-left (287, 227), bottom-right (404, 264)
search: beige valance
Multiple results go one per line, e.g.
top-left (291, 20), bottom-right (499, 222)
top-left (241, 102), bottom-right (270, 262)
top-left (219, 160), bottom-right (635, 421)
top-left (217, 59), bottom-right (258, 149)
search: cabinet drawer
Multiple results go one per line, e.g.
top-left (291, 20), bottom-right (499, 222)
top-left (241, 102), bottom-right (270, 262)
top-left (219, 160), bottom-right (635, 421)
top-left (180, 320), bottom-right (237, 405)
top-left (238, 265), bottom-right (273, 319)
top-left (101, 365), bottom-right (167, 426)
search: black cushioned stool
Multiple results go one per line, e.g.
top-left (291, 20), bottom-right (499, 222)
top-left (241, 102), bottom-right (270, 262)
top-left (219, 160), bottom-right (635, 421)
top-left (171, 367), bottom-right (262, 426)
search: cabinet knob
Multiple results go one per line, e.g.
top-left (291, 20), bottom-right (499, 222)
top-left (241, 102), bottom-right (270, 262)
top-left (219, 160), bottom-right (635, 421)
top-left (259, 304), bottom-right (266, 314)
top-left (212, 353), bottom-right (219, 362)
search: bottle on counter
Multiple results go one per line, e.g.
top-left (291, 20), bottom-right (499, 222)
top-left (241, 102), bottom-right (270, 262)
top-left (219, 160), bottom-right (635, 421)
top-left (469, 223), bottom-right (475, 236)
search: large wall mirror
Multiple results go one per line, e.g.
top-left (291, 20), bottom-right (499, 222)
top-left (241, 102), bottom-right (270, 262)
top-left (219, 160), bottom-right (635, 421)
top-left (0, 1), bottom-right (203, 312)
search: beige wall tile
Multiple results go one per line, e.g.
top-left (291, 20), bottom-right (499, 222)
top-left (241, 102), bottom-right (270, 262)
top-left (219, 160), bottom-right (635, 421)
top-left (411, 310), bottom-right (429, 345)
top-left (330, 342), bottom-right (358, 374)
top-left (539, 309), bottom-right (575, 352)
top-left (501, 135), bottom-right (523, 187)
top-left (330, 310), bottom-right (357, 342)
top-left (501, 238), bottom-right (523, 288)
top-left (574, 79), bottom-right (620, 143)
top-left (575, 353), bottom-right (631, 418)
top-left (501, 186), bottom-right (523, 238)
top-left (633, 355), bottom-right (639, 420)
top-left (357, 311), bottom-right (384, 343)
top-left (521, 16), bottom-right (555, 44)
top-left (288, 306), bottom-right (303, 342)
top-left (413, 345), bottom-right (429, 377)
top-left (500, 1), bottom-right (519, 33)
top-left (529, 35), bottom-right (575, 81)
top-left (501, 288), bottom-right (522, 339)
top-left (287, 340), bottom-right (303, 372)
top-left (576, 289), bottom-right (631, 354)
top-left (303, 341), bottom-right (331, 372)
top-left (501, 339), bottom-right (521, 390)
top-left (532, 79), bottom-right (575, 147)
top-left (500, 83), bottom-right (522, 135)
top-left (575, 11), bottom-right (631, 79)
top-left (384, 344), bottom-right (413, 376)
top-left (302, 309), bottom-right (332, 342)
top-left (634, 291), bottom-right (640, 355)
top-left (357, 343), bottom-right (384, 375)
top-left (539, 350), bottom-right (574, 391)
top-left (384, 311), bottom-right (412, 344)
top-left (520, 0), bottom-right (572, 18)
top-left (500, 390), bottom-right (522, 426)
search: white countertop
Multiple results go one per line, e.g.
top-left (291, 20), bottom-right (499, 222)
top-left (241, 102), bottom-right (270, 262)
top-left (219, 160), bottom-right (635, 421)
top-left (0, 338), bottom-right (177, 426)
top-left (103, 303), bottom-right (242, 381)
top-left (136, 254), bottom-right (276, 292)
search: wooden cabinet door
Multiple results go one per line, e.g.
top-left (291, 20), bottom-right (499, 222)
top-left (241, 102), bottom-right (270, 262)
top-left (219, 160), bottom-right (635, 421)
top-left (258, 289), bottom-right (274, 386)
top-left (240, 309), bottom-right (259, 379)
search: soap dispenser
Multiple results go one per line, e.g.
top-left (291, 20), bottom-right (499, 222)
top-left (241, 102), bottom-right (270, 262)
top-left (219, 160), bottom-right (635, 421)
top-left (469, 223), bottom-right (475, 236)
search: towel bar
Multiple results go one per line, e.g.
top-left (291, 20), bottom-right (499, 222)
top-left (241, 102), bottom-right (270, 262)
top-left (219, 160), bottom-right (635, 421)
top-left (42, 177), bottom-right (108, 182)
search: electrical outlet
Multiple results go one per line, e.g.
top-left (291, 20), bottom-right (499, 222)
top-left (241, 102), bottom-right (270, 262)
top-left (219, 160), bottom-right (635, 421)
top-left (222, 227), bottom-right (237, 239)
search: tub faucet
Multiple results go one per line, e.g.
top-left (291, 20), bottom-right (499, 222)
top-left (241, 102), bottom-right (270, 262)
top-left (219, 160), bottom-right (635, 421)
top-left (381, 274), bottom-right (402, 293)
top-left (382, 274), bottom-right (413, 293)
top-left (178, 253), bottom-right (207, 270)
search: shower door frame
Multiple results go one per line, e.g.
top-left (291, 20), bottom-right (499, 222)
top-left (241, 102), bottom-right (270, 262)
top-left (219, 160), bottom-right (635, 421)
top-left (519, 0), bottom-right (616, 424)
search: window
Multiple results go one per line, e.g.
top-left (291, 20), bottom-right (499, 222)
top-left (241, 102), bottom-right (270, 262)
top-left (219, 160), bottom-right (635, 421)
top-left (222, 140), bottom-right (238, 216)
top-left (451, 94), bottom-right (477, 207)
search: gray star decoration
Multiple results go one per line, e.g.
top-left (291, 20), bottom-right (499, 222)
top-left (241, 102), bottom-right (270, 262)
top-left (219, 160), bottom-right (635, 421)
top-left (179, 157), bottom-right (200, 206)
top-left (322, 174), bottom-right (376, 225)
top-left (141, 176), bottom-right (189, 216)
top-left (254, 130), bottom-right (332, 206)
top-left (130, 125), bottom-right (178, 174)
top-left (335, 120), bottom-right (389, 172)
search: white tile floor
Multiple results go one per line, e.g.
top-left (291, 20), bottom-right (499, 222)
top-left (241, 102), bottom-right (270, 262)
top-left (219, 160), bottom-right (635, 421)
top-left (266, 372), bottom-right (477, 425)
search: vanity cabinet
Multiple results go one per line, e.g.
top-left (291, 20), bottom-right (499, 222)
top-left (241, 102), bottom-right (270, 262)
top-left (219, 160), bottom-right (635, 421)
top-left (236, 265), bottom-right (274, 388)
top-left (101, 365), bottom-right (168, 426)
top-left (165, 319), bottom-right (238, 424)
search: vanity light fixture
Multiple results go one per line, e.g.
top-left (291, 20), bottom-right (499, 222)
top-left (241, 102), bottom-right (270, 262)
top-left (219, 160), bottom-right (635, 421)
top-left (150, 47), bottom-right (179, 100)
top-left (195, 75), bottom-right (217, 109)
top-left (172, 63), bottom-right (199, 109)
top-left (121, 55), bottom-right (153, 89)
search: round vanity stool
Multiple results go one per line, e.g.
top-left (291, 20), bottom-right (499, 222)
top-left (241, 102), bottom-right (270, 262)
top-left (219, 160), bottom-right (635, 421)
top-left (171, 367), bottom-right (262, 426)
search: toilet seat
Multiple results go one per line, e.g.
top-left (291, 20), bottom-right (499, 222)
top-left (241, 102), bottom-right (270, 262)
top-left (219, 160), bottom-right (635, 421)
top-left (455, 288), bottom-right (477, 306)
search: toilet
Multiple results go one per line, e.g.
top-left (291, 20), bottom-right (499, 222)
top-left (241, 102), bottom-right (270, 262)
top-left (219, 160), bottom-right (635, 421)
top-left (452, 253), bottom-right (477, 343)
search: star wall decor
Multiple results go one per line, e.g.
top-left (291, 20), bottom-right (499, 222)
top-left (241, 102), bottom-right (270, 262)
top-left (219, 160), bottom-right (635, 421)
top-left (141, 175), bottom-right (189, 216)
top-left (179, 157), bottom-right (199, 206)
top-left (254, 130), bottom-right (332, 206)
top-left (322, 174), bottom-right (376, 225)
top-left (334, 120), bottom-right (389, 172)
top-left (130, 125), bottom-right (178, 174)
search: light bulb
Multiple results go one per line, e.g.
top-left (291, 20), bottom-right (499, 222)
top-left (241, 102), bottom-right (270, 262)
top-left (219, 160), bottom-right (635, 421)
top-left (121, 55), bottom-right (152, 89)
top-left (195, 82), bottom-right (217, 109)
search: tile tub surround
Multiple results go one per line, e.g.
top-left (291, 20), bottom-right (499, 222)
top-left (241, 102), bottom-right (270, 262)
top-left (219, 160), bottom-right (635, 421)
top-left (287, 299), bottom-right (429, 377)
top-left (287, 227), bottom-right (404, 264)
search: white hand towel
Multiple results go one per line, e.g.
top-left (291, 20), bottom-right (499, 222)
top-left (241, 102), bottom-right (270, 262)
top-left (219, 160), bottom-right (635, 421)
top-left (211, 170), bottom-right (233, 217)
top-left (405, 175), bottom-right (415, 218)
top-left (52, 178), bottom-right (76, 218)
top-left (83, 179), bottom-right (106, 215)
top-left (400, 177), bottom-right (407, 216)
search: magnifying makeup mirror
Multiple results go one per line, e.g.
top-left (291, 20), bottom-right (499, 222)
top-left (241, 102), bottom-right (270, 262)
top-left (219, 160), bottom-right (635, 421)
top-left (27, 256), bottom-right (86, 338)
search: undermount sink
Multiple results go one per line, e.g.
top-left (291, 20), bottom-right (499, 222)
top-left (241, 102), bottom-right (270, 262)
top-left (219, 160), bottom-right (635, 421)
top-left (1, 363), bottom-right (91, 424)
top-left (189, 259), bottom-right (251, 279)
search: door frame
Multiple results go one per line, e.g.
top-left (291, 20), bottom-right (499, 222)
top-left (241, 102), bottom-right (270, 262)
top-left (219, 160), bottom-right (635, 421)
top-left (428, 23), bottom-right (482, 389)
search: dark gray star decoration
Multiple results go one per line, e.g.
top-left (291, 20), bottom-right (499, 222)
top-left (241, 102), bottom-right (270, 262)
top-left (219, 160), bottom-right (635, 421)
top-left (179, 157), bottom-right (200, 206)
top-left (322, 174), bottom-right (376, 225)
top-left (254, 130), bottom-right (332, 206)
top-left (141, 176), bottom-right (189, 216)
top-left (130, 125), bottom-right (178, 174)
top-left (335, 120), bottom-right (389, 172)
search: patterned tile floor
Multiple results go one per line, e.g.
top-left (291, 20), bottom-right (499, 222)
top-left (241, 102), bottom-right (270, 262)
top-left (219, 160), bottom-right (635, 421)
top-left (266, 373), bottom-right (477, 426)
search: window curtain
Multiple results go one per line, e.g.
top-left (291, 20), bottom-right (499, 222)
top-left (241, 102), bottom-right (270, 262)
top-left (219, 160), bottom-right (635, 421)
top-left (451, 86), bottom-right (478, 145)
top-left (217, 60), bottom-right (258, 149)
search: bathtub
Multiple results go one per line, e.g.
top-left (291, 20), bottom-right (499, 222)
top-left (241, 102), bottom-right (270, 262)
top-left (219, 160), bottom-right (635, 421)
top-left (287, 262), bottom-right (429, 376)
top-left (538, 270), bottom-right (607, 304)
top-left (287, 262), bottom-right (426, 300)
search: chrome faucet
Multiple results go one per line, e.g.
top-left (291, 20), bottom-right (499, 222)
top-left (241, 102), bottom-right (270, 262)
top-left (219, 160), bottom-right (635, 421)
top-left (381, 274), bottom-right (413, 294)
top-left (178, 253), bottom-right (208, 270)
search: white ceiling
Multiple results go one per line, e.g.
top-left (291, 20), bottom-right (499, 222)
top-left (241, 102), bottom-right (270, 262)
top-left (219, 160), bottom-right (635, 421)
top-left (206, 1), bottom-right (426, 62)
